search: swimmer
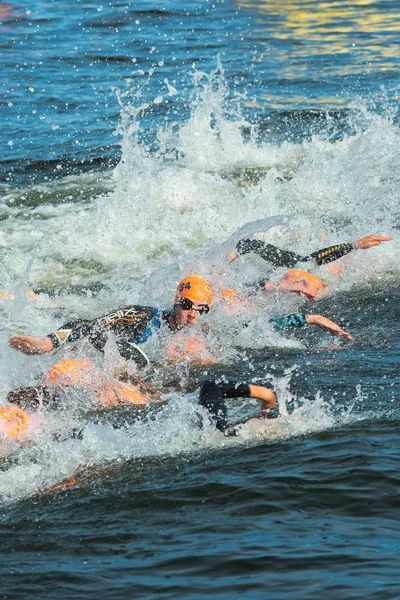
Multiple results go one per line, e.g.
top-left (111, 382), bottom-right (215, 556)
top-left (8, 274), bottom-right (352, 371)
top-left (264, 269), bottom-right (330, 302)
top-left (25, 378), bottom-right (280, 496)
top-left (4, 377), bottom-right (278, 449)
top-left (8, 275), bottom-right (215, 369)
top-left (231, 233), bottom-right (392, 299)
top-left (7, 357), bottom-right (163, 411)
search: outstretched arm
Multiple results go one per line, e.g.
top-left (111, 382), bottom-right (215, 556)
top-left (270, 313), bottom-right (352, 340)
top-left (232, 234), bottom-right (392, 268)
top-left (304, 314), bottom-right (353, 340)
top-left (309, 234), bottom-right (391, 265)
top-left (8, 317), bottom-right (92, 355)
top-left (8, 335), bottom-right (55, 355)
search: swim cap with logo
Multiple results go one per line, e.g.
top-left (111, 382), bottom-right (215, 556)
top-left (175, 275), bottom-right (214, 306)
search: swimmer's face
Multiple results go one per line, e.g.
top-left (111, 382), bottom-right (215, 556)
top-left (174, 298), bottom-right (210, 329)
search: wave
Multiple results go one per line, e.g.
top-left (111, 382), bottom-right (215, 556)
top-left (0, 374), bottom-right (394, 505)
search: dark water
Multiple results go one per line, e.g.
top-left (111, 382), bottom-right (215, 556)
top-left (1, 424), bottom-right (400, 599)
top-left (0, 287), bottom-right (398, 599)
top-left (1, 0), bottom-right (400, 598)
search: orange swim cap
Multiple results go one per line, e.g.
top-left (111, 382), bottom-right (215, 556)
top-left (281, 269), bottom-right (329, 295)
top-left (0, 406), bottom-right (31, 442)
top-left (175, 275), bottom-right (214, 306)
top-left (43, 358), bottom-right (95, 387)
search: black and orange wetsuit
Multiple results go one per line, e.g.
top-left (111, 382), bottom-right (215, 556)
top-left (47, 305), bottom-right (170, 368)
top-left (236, 239), bottom-right (355, 269)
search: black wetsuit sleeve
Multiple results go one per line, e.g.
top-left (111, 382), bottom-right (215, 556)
top-left (236, 238), bottom-right (356, 268)
top-left (199, 380), bottom-right (277, 434)
top-left (47, 306), bottom-right (159, 367)
top-left (236, 239), bottom-right (303, 268)
top-left (47, 319), bottom-right (94, 349)
top-left (199, 380), bottom-right (251, 432)
top-left (307, 242), bottom-right (355, 265)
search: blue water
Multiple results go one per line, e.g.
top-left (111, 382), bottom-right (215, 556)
top-left (3, 0), bottom-right (400, 180)
top-left (1, 1), bottom-right (400, 598)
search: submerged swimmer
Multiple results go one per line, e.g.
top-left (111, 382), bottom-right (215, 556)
top-left (7, 357), bottom-right (163, 411)
top-left (231, 233), bottom-right (392, 300)
top-left (2, 377), bottom-right (278, 450)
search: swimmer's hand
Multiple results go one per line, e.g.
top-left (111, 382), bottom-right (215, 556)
top-left (248, 384), bottom-right (278, 414)
top-left (353, 234), bottom-right (392, 249)
top-left (8, 335), bottom-right (54, 355)
top-left (279, 280), bottom-right (318, 302)
top-left (305, 315), bottom-right (353, 341)
top-left (228, 251), bottom-right (239, 263)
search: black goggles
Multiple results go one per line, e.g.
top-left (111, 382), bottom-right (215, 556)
top-left (178, 297), bottom-right (210, 314)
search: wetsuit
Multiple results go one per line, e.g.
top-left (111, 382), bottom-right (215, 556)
top-left (271, 314), bottom-right (307, 329)
top-left (47, 302), bottom-right (307, 360)
top-left (236, 239), bottom-right (355, 268)
top-left (47, 305), bottom-right (170, 368)
top-left (199, 380), bottom-right (278, 435)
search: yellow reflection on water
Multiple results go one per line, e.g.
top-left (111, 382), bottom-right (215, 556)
top-left (244, 94), bottom-right (348, 110)
top-left (238, 0), bottom-right (400, 80)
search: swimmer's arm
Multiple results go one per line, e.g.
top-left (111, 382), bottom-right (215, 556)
top-left (232, 239), bottom-right (303, 268)
top-left (9, 319), bottom-right (93, 355)
top-left (248, 384), bottom-right (278, 417)
top-left (308, 234), bottom-right (392, 266)
top-left (8, 335), bottom-right (54, 355)
top-left (270, 314), bottom-right (352, 340)
top-left (231, 239), bottom-right (353, 267)
top-left (305, 314), bottom-right (353, 340)
top-left (232, 234), bottom-right (392, 268)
